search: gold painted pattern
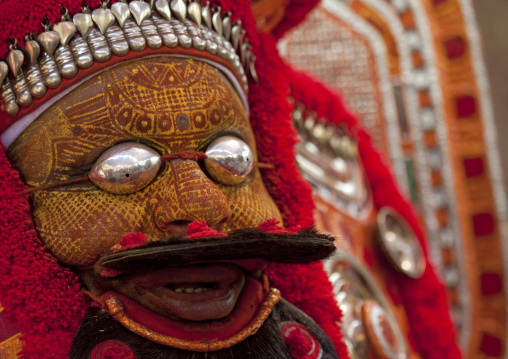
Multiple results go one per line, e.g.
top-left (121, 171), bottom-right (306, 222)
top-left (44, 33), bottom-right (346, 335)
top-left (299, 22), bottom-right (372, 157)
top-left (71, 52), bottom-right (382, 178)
top-left (7, 57), bottom-right (282, 267)
top-left (0, 333), bottom-right (24, 359)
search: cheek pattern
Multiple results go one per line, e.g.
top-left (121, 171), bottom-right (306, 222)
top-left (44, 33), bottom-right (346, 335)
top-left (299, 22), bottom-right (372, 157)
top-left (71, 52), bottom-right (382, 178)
top-left (31, 166), bottom-right (281, 267)
top-left (221, 171), bottom-right (284, 232)
top-left (32, 189), bottom-right (150, 266)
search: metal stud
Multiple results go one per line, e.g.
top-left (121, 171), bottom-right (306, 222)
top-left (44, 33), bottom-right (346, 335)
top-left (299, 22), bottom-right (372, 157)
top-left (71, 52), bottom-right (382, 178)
top-left (231, 22), bottom-right (242, 51)
top-left (73, 10), bottom-right (94, 40)
top-left (140, 17), bottom-right (162, 49)
top-left (187, 1), bottom-right (201, 27)
top-left (105, 25), bottom-right (130, 56)
top-left (92, 2), bottom-right (116, 34)
top-left (87, 28), bottom-right (112, 62)
top-left (152, 13), bottom-right (178, 48)
top-left (249, 55), bottom-right (258, 84)
top-left (170, 0), bottom-right (187, 22)
top-left (0, 61), bottom-right (9, 85)
top-left (201, 2), bottom-right (212, 29)
top-left (25, 63), bottom-right (47, 98)
top-left (38, 52), bottom-right (62, 88)
top-left (222, 13), bottom-right (231, 41)
top-left (240, 41), bottom-right (249, 68)
top-left (53, 21), bottom-right (77, 47)
top-left (129, 0), bottom-right (152, 26)
top-left (22, 37), bottom-right (41, 66)
top-left (6, 48), bottom-right (24, 77)
top-left (1, 78), bottom-right (19, 116)
top-left (211, 7), bottom-right (223, 36)
top-left (123, 18), bottom-right (147, 52)
top-left (361, 301), bottom-right (402, 359)
top-left (155, 0), bottom-right (171, 21)
top-left (111, 1), bottom-right (132, 28)
top-left (377, 207), bottom-right (426, 279)
top-left (54, 44), bottom-right (78, 79)
top-left (171, 20), bottom-right (192, 49)
top-left (37, 31), bottom-right (61, 57)
top-left (70, 36), bottom-right (94, 69)
top-left (12, 72), bottom-right (33, 107)
top-left (199, 26), bottom-right (218, 54)
top-left (186, 20), bottom-right (206, 51)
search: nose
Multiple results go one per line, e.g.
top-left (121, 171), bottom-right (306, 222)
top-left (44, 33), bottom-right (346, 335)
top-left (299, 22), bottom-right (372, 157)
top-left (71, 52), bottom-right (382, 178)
top-left (151, 158), bottom-right (231, 233)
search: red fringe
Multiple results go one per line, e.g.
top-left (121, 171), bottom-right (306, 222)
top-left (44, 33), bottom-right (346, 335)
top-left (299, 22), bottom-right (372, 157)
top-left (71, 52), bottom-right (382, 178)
top-left (286, 67), bottom-right (462, 359)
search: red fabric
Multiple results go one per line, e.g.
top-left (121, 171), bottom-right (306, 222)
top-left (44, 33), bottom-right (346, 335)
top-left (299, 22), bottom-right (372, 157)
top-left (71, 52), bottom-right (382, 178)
top-left (286, 67), bottom-right (462, 359)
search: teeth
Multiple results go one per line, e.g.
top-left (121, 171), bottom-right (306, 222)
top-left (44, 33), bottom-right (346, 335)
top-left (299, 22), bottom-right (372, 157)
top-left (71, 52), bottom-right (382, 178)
top-left (173, 287), bottom-right (210, 294)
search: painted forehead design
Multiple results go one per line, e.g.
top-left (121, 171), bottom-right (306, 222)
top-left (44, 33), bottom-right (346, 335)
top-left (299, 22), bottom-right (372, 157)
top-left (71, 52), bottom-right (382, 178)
top-left (0, 1), bottom-right (255, 147)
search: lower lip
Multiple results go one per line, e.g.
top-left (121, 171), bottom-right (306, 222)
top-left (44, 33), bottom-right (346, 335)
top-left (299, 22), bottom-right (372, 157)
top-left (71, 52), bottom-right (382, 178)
top-left (111, 263), bottom-right (246, 321)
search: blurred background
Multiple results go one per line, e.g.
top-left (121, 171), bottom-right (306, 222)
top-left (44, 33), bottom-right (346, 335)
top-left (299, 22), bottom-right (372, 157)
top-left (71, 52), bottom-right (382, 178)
top-left (269, 0), bottom-right (507, 357)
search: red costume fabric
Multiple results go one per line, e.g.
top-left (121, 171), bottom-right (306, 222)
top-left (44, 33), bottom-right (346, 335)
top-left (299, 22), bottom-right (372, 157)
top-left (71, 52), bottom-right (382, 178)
top-left (0, 0), bottom-right (460, 358)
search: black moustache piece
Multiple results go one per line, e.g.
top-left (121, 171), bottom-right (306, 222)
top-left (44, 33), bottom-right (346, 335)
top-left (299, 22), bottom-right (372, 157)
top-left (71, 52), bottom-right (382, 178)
top-left (97, 227), bottom-right (336, 272)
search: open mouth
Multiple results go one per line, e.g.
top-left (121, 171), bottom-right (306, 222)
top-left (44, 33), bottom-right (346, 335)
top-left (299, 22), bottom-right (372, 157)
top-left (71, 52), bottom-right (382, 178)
top-left (109, 263), bottom-right (247, 321)
top-left (77, 229), bottom-right (336, 349)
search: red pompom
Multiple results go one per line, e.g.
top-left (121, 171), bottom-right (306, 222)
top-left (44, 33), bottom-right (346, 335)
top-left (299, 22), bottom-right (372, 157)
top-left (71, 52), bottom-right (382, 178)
top-left (117, 233), bottom-right (147, 249)
top-left (90, 340), bottom-right (137, 359)
top-left (185, 220), bottom-right (228, 239)
top-left (281, 322), bottom-right (321, 359)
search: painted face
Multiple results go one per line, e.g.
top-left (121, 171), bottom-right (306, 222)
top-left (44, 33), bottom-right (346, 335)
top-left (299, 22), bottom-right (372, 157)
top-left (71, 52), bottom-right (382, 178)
top-left (6, 57), bottom-right (284, 333)
top-left (7, 57), bottom-right (282, 266)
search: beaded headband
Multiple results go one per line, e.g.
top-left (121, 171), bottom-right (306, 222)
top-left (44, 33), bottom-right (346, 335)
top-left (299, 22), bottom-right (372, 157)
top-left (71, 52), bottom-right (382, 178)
top-left (0, 0), bottom-right (257, 120)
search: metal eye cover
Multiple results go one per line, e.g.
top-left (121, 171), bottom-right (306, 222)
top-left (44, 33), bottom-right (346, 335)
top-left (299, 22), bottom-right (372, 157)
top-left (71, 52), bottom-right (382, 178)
top-left (89, 142), bottom-right (162, 194)
top-left (204, 136), bottom-right (254, 185)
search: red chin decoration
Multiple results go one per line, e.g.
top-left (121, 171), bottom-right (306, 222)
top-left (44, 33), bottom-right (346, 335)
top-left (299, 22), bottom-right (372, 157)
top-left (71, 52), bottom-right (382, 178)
top-left (98, 277), bottom-right (281, 352)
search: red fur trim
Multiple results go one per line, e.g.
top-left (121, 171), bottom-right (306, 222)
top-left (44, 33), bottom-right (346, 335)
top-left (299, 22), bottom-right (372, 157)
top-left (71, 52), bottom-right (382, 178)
top-left (271, 0), bottom-right (321, 41)
top-left (244, 32), bottom-right (348, 357)
top-left (0, 144), bottom-right (88, 357)
top-left (267, 262), bottom-right (349, 358)
top-left (286, 67), bottom-right (461, 359)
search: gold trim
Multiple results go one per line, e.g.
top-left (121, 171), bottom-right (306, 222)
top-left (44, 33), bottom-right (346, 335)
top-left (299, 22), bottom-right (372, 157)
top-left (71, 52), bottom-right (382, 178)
top-left (0, 333), bottom-right (24, 359)
top-left (105, 287), bottom-right (281, 352)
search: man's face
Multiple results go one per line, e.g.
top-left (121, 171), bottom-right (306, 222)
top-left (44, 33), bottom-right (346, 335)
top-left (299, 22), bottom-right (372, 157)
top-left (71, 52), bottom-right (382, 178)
top-left (6, 56), bottom-right (282, 267)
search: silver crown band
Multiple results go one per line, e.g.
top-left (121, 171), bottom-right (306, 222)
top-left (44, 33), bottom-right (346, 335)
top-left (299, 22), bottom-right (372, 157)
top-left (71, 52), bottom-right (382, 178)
top-left (0, 0), bottom-right (255, 117)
